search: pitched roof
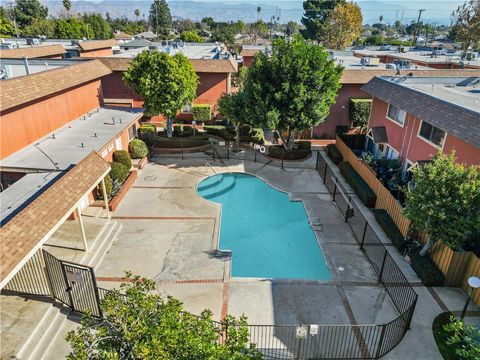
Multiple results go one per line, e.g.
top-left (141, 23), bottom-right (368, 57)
top-left (99, 56), bottom-right (238, 73)
top-left (362, 76), bottom-right (480, 148)
top-left (341, 69), bottom-right (480, 84)
top-left (0, 152), bottom-right (110, 287)
top-left (0, 60), bottom-right (112, 112)
top-left (0, 44), bottom-right (65, 59)
top-left (115, 31), bottom-right (133, 40)
top-left (240, 48), bottom-right (262, 57)
top-left (78, 39), bottom-right (117, 51)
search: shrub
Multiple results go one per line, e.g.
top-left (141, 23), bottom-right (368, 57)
top-left (349, 98), bottom-right (372, 129)
top-left (109, 162), bottom-right (129, 184)
top-left (129, 139), bottom-right (148, 159)
top-left (240, 124), bottom-right (252, 136)
top-left (409, 254), bottom-right (445, 286)
top-left (138, 123), bottom-right (157, 135)
top-left (192, 104), bottom-right (211, 123)
top-left (296, 141), bottom-right (311, 151)
top-left (339, 133), bottom-right (366, 150)
top-left (173, 125), bottom-right (183, 137)
top-left (155, 135), bottom-right (209, 148)
top-left (250, 128), bottom-right (264, 144)
top-left (204, 125), bottom-right (234, 140)
top-left (98, 174), bottom-right (112, 198)
top-left (327, 144), bottom-right (343, 164)
top-left (268, 146), bottom-right (310, 160)
top-left (339, 162), bottom-right (376, 207)
top-left (373, 209), bottom-right (407, 251)
top-left (182, 125), bottom-right (194, 137)
top-left (113, 150), bottom-right (132, 169)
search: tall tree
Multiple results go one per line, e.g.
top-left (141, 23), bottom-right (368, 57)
top-left (66, 275), bottom-right (261, 359)
top-left (301, 0), bottom-right (345, 41)
top-left (134, 8), bottom-right (140, 21)
top-left (22, 18), bottom-right (54, 38)
top-left (450, 0), bottom-right (480, 49)
top-left (0, 7), bottom-right (15, 37)
top-left (123, 50), bottom-right (198, 137)
top-left (322, 2), bottom-right (363, 49)
top-left (14, 0), bottom-right (48, 27)
top-left (54, 18), bottom-right (88, 39)
top-left (180, 30), bottom-right (203, 42)
top-left (243, 36), bottom-right (343, 150)
top-left (149, 0), bottom-right (172, 39)
top-left (404, 151), bottom-right (480, 255)
top-left (63, 0), bottom-right (71, 13)
top-left (83, 13), bottom-right (113, 39)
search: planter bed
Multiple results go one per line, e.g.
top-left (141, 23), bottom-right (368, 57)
top-left (92, 171), bottom-right (137, 212)
top-left (268, 146), bottom-right (311, 160)
top-left (339, 162), bottom-right (376, 207)
top-left (327, 144), bottom-right (343, 164)
top-left (409, 253), bottom-right (445, 286)
top-left (373, 209), bottom-right (407, 251)
top-left (132, 157), bottom-right (147, 170)
top-left (152, 143), bottom-right (211, 154)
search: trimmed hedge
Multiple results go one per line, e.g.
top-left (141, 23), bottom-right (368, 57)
top-left (138, 123), bottom-right (157, 135)
top-left (327, 144), bottom-right (343, 164)
top-left (112, 150), bottom-right (132, 169)
top-left (155, 134), bottom-right (209, 148)
top-left (410, 254), bottom-right (445, 286)
top-left (110, 162), bottom-right (129, 184)
top-left (98, 174), bottom-right (112, 198)
top-left (240, 124), bottom-right (253, 136)
top-left (268, 146), bottom-right (310, 160)
top-left (339, 162), bottom-right (376, 207)
top-left (129, 139), bottom-right (148, 159)
top-left (192, 104), bottom-right (211, 123)
top-left (296, 141), bottom-right (311, 151)
top-left (349, 98), bottom-right (372, 129)
top-left (204, 125), bottom-right (235, 141)
top-left (373, 209), bottom-right (407, 251)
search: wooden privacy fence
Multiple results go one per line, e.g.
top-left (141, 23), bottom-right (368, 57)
top-left (335, 136), bottom-right (410, 236)
top-left (334, 136), bottom-right (480, 306)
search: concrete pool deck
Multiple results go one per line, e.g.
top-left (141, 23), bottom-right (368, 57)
top-left (2, 152), bottom-right (479, 359)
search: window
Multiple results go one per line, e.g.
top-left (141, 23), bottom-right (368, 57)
top-left (385, 145), bottom-right (399, 160)
top-left (128, 124), bottom-right (136, 140)
top-left (386, 104), bottom-right (406, 126)
top-left (182, 102), bottom-right (192, 113)
top-left (115, 137), bottom-right (123, 150)
top-left (418, 121), bottom-right (445, 147)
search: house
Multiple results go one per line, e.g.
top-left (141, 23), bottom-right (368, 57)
top-left (361, 76), bottom-right (480, 169)
top-left (239, 45), bottom-right (268, 67)
top-left (76, 39), bottom-right (117, 58)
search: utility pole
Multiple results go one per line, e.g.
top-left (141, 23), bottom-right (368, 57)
top-left (10, 2), bottom-right (19, 39)
top-left (413, 9), bottom-right (425, 45)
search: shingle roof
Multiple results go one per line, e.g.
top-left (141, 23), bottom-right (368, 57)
top-left (362, 76), bottom-right (480, 148)
top-left (0, 44), bottom-right (66, 59)
top-left (341, 69), bottom-right (480, 84)
top-left (99, 56), bottom-right (238, 73)
top-left (0, 152), bottom-right (110, 287)
top-left (78, 39), bottom-right (117, 51)
top-left (115, 32), bottom-right (133, 40)
top-left (0, 60), bottom-right (112, 112)
top-left (240, 48), bottom-right (262, 57)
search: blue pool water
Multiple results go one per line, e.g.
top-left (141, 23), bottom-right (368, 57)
top-left (197, 173), bottom-right (331, 280)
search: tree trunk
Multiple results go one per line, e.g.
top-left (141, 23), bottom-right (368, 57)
top-left (235, 123), bottom-right (240, 149)
top-left (166, 117), bottom-right (173, 138)
top-left (419, 240), bottom-right (433, 256)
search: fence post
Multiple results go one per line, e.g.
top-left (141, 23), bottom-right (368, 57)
top-left (378, 250), bottom-right (388, 282)
top-left (281, 158), bottom-right (284, 169)
top-left (323, 163), bottom-right (327, 183)
top-left (332, 182), bottom-right (337, 201)
top-left (315, 150), bottom-right (319, 170)
top-left (254, 150), bottom-right (257, 163)
top-left (344, 196), bottom-right (351, 222)
top-left (406, 295), bottom-right (418, 330)
top-left (181, 140), bottom-right (184, 160)
top-left (375, 325), bottom-right (387, 359)
top-left (360, 221), bottom-right (368, 249)
top-left (227, 144), bottom-right (230, 160)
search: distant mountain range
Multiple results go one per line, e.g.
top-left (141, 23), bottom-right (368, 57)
top-left (41, 1), bottom-right (463, 25)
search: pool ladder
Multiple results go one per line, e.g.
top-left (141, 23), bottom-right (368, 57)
top-left (205, 162), bottom-right (217, 174)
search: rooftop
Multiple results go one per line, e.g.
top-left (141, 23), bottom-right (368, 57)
top-left (0, 58), bottom-right (81, 79)
top-left (77, 39), bottom-right (117, 51)
top-left (0, 44), bottom-right (65, 59)
top-left (362, 76), bottom-right (480, 148)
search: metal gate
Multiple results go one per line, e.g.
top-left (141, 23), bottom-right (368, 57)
top-left (42, 250), bottom-right (102, 317)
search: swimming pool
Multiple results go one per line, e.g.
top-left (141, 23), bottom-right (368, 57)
top-left (197, 173), bottom-right (331, 280)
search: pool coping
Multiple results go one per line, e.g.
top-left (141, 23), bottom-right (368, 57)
top-left (195, 170), bottom-right (335, 284)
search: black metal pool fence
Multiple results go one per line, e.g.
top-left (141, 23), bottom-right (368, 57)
top-left (95, 150), bottom-right (417, 360)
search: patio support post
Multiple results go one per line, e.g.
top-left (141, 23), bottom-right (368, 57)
top-left (101, 178), bottom-right (111, 219)
top-left (76, 207), bottom-right (88, 252)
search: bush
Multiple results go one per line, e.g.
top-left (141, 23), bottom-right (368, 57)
top-left (155, 135), bottom-right (209, 148)
top-left (204, 125), bottom-right (234, 140)
top-left (240, 124), bottom-right (252, 136)
top-left (327, 144), bottom-right (343, 164)
top-left (339, 133), bottom-right (366, 150)
top-left (192, 104), bottom-right (211, 123)
top-left (182, 126), bottom-right (194, 137)
top-left (268, 146), bottom-right (310, 160)
top-left (173, 125), bottom-right (183, 137)
top-left (410, 254), bottom-right (445, 286)
top-left (349, 98), bottom-right (372, 129)
top-left (112, 150), bottom-right (132, 169)
top-left (373, 209), bottom-right (407, 251)
top-left (138, 123), bottom-right (157, 135)
top-left (250, 128), bottom-right (264, 144)
top-left (129, 139), bottom-right (148, 159)
top-left (109, 162), bottom-right (129, 184)
top-left (98, 174), bottom-right (112, 198)
top-left (339, 162), bottom-right (376, 207)
top-left (296, 141), bottom-right (311, 151)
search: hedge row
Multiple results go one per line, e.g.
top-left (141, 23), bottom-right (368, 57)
top-left (155, 135), bottom-right (209, 148)
top-left (268, 146), bottom-right (310, 160)
top-left (409, 254), bottom-right (445, 286)
top-left (204, 125), bottom-right (264, 144)
top-left (327, 144), bottom-right (343, 164)
top-left (192, 104), bottom-right (212, 122)
top-left (373, 209), bottom-right (407, 251)
top-left (138, 123), bottom-right (157, 135)
top-left (173, 125), bottom-right (195, 137)
top-left (339, 162), bottom-right (376, 207)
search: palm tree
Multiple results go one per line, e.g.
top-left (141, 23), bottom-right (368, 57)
top-left (63, 0), bottom-right (72, 14)
top-left (379, 15), bottom-right (384, 23)
top-left (257, 6), bottom-right (261, 21)
top-left (134, 9), bottom-right (140, 22)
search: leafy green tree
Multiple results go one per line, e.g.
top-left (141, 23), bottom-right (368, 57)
top-left (285, 20), bottom-right (299, 36)
top-left (54, 18), bottom-right (88, 39)
top-left (247, 20), bottom-right (268, 44)
top-left (14, 0), bottom-right (48, 27)
top-left (109, 16), bottom-right (147, 35)
top-left (0, 7), bottom-right (15, 37)
top-left (22, 18), bottom-right (54, 38)
top-left (322, 2), bottom-right (363, 49)
top-left (211, 24), bottom-right (236, 49)
top-left (301, 0), bottom-right (345, 41)
top-left (404, 151), bottom-right (480, 255)
top-left (444, 316), bottom-right (480, 360)
top-left (243, 36), bottom-right (342, 150)
top-left (66, 275), bottom-right (261, 359)
top-left (201, 16), bottom-right (215, 29)
top-left (83, 13), bottom-right (113, 39)
top-left (450, 0), bottom-right (480, 49)
top-left (123, 50), bottom-right (198, 138)
top-left (149, 0), bottom-right (172, 39)
top-left (180, 30), bottom-right (203, 42)
top-left (63, 0), bottom-right (71, 13)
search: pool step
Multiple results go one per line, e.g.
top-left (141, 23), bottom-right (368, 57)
top-left (197, 174), bottom-right (224, 192)
top-left (201, 174), bottom-right (236, 199)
